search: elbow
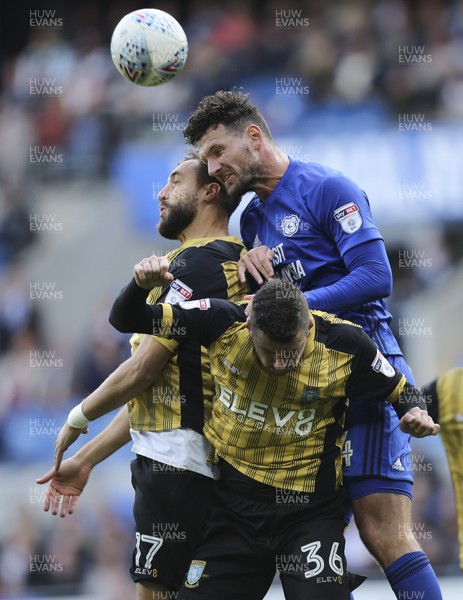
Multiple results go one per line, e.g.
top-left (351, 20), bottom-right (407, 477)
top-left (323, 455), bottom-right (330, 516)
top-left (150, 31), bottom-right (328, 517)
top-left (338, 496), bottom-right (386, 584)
top-left (378, 274), bottom-right (392, 298)
top-left (108, 307), bottom-right (130, 333)
top-left (130, 355), bottom-right (158, 388)
top-left (378, 265), bottom-right (393, 298)
top-left (366, 260), bottom-right (392, 298)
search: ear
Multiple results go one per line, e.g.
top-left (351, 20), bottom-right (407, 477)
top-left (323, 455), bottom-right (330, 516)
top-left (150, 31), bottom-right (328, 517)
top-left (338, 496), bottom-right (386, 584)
top-left (203, 181), bottom-right (221, 203)
top-left (308, 314), bottom-right (314, 331)
top-left (245, 124), bottom-right (263, 147)
top-left (245, 316), bottom-right (252, 331)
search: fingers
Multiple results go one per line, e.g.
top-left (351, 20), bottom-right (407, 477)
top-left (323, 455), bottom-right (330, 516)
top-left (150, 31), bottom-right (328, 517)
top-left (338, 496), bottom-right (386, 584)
top-left (48, 486), bottom-right (62, 516)
top-left (134, 256), bottom-right (173, 289)
top-left (60, 494), bottom-right (73, 518)
top-left (237, 259), bottom-right (248, 284)
top-left (42, 485), bottom-right (53, 512)
top-left (36, 466), bottom-right (58, 485)
top-left (45, 485), bottom-right (72, 518)
top-left (400, 409), bottom-right (440, 437)
top-left (237, 247), bottom-right (275, 285)
top-left (67, 495), bottom-right (79, 516)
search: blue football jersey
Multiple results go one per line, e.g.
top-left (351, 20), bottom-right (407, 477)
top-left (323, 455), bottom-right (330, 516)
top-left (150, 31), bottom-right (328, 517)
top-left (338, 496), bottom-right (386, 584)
top-left (240, 159), bottom-right (402, 356)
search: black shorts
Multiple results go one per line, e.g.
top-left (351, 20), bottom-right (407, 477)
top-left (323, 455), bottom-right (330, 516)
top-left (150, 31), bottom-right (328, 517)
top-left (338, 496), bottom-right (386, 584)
top-left (130, 455), bottom-right (214, 590)
top-left (177, 461), bottom-right (350, 600)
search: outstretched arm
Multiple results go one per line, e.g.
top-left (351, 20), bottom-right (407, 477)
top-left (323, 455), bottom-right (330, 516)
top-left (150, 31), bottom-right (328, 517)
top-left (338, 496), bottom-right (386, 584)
top-left (37, 406), bottom-right (132, 517)
top-left (54, 335), bottom-right (173, 470)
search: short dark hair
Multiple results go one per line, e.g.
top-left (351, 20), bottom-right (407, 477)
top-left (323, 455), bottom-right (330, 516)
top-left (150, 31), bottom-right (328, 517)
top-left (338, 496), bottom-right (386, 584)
top-left (184, 90), bottom-right (272, 146)
top-left (250, 280), bottom-right (310, 342)
top-left (180, 151), bottom-right (241, 217)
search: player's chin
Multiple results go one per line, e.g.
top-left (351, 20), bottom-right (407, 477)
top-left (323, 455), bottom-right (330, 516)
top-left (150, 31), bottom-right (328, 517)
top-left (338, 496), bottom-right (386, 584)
top-left (224, 177), bottom-right (244, 197)
top-left (268, 367), bottom-right (291, 376)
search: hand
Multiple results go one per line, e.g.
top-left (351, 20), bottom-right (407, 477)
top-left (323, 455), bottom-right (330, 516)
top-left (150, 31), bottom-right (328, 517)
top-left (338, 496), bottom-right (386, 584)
top-left (54, 422), bottom-right (88, 471)
top-left (134, 255), bottom-right (173, 289)
top-left (399, 407), bottom-right (440, 437)
top-left (36, 457), bottom-right (93, 517)
top-left (237, 246), bottom-right (275, 285)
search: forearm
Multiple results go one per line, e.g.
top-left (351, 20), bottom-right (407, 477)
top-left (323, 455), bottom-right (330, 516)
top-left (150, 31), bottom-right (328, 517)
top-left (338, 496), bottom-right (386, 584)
top-left (74, 407), bottom-right (131, 468)
top-left (304, 264), bottom-right (389, 311)
top-left (109, 278), bottom-right (156, 333)
top-left (391, 383), bottom-right (427, 418)
top-left (305, 240), bottom-right (392, 312)
top-left (82, 355), bottom-right (154, 421)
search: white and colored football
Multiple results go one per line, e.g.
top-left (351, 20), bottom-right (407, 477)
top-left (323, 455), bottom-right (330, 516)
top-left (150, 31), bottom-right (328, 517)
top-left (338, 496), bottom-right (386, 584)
top-left (110, 8), bottom-right (188, 86)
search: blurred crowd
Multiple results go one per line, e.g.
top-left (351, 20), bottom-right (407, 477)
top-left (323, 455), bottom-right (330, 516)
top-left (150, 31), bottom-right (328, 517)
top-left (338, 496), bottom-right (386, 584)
top-left (0, 0), bottom-right (462, 596)
top-left (2, 0), bottom-right (463, 188)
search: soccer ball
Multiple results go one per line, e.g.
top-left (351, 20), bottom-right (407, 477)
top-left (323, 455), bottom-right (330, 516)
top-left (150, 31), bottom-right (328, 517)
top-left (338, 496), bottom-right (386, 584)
top-left (110, 8), bottom-right (188, 87)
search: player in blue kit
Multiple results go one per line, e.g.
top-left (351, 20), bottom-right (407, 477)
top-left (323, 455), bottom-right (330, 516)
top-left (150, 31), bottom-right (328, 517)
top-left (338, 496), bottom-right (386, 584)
top-left (184, 90), bottom-right (443, 599)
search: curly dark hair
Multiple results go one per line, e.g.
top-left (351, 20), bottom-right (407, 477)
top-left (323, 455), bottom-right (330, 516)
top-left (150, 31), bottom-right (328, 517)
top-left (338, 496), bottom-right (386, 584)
top-left (184, 90), bottom-right (272, 146)
top-left (250, 279), bottom-right (310, 342)
top-left (179, 152), bottom-right (241, 217)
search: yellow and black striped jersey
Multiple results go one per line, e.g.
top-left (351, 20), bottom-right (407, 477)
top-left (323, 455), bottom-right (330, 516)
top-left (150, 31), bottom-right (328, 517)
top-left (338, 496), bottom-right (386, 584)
top-left (110, 296), bottom-right (407, 494)
top-left (422, 368), bottom-right (463, 568)
top-left (125, 236), bottom-right (249, 433)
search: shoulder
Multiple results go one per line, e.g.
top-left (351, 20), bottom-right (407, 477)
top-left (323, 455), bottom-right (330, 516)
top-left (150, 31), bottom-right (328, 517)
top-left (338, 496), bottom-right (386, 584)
top-left (312, 310), bottom-right (364, 354)
top-left (282, 161), bottom-right (364, 207)
top-left (240, 195), bottom-right (260, 218)
top-left (174, 238), bottom-right (245, 266)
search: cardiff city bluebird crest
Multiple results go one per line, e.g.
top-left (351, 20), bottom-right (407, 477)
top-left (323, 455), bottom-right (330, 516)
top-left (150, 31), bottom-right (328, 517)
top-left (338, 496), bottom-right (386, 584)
top-left (281, 214), bottom-right (301, 237)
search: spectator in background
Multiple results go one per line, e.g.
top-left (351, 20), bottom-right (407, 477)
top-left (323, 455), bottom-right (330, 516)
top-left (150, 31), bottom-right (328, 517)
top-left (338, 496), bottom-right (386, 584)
top-left (0, 184), bottom-right (36, 270)
top-left (71, 304), bottom-right (129, 397)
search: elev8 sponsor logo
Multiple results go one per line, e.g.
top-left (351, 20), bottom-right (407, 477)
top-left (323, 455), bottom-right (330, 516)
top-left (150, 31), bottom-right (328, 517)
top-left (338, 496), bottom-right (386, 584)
top-left (217, 384), bottom-right (315, 436)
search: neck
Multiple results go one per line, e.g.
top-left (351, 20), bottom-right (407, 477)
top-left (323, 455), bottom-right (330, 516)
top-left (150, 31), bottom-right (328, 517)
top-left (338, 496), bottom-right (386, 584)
top-left (253, 145), bottom-right (290, 201)
top-left (178, 214), bottom-right (229, 243)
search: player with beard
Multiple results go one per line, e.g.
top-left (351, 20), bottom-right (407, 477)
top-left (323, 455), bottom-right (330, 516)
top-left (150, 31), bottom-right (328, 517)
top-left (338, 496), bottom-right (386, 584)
top-left (183, 91), bottom-right (443, 599)
top-left (37, 153), bottom-right (249, 600)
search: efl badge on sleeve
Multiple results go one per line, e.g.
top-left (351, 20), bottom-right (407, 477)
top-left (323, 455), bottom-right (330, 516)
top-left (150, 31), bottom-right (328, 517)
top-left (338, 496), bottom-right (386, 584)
top-left (185, 560), bottom-right (207, 588)
top-left (164, 279), bottom-right (193, 305)
top-left (179, 298), bottom-right (211, 310)
top-left (371, 349), bottom-right (395, 378)
top-left (334, 202), bottom-right (362, 234)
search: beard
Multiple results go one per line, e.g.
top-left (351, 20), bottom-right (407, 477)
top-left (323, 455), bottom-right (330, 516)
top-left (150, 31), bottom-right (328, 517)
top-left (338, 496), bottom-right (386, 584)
top-left (157, 192), bottom-right (198, 240)
top-left (222, 145), bottom-right (262, 197)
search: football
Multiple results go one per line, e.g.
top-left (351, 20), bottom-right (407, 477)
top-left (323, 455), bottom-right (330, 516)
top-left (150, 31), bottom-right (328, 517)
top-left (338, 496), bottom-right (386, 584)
top-left (110, 8), bottom-right (188, 86)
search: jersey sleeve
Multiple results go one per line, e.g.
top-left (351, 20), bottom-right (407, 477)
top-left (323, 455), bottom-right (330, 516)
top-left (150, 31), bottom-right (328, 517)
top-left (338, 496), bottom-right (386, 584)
top-left (346, 329), bottom-right (406, 402)
top-left (319, 176), bottom-right (383, 258)
top-left (305, 239), bottom-right (392, 312)
top-left (110, 290), bottom-right (246, 348)
top-left (239, 196), bottom-right (260, 250)
top-left (159, 299), bottom-right (246, 346)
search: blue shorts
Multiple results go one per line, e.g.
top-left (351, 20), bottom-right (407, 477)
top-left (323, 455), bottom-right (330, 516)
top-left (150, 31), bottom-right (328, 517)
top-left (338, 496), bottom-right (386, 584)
top-left (343, 355), bottom-right (415, 498)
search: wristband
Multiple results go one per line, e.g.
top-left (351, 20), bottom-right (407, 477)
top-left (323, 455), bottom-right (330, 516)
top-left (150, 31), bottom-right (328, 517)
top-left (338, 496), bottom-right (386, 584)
top-left (67, 402), bottom-right (89, 429)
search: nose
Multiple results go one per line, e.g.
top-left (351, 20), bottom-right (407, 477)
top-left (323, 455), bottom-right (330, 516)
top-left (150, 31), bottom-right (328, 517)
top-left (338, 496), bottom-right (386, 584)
top-left (158, 184), bottom-right (168, 201)
top-left (207, 157), bottom-right (221, 178)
